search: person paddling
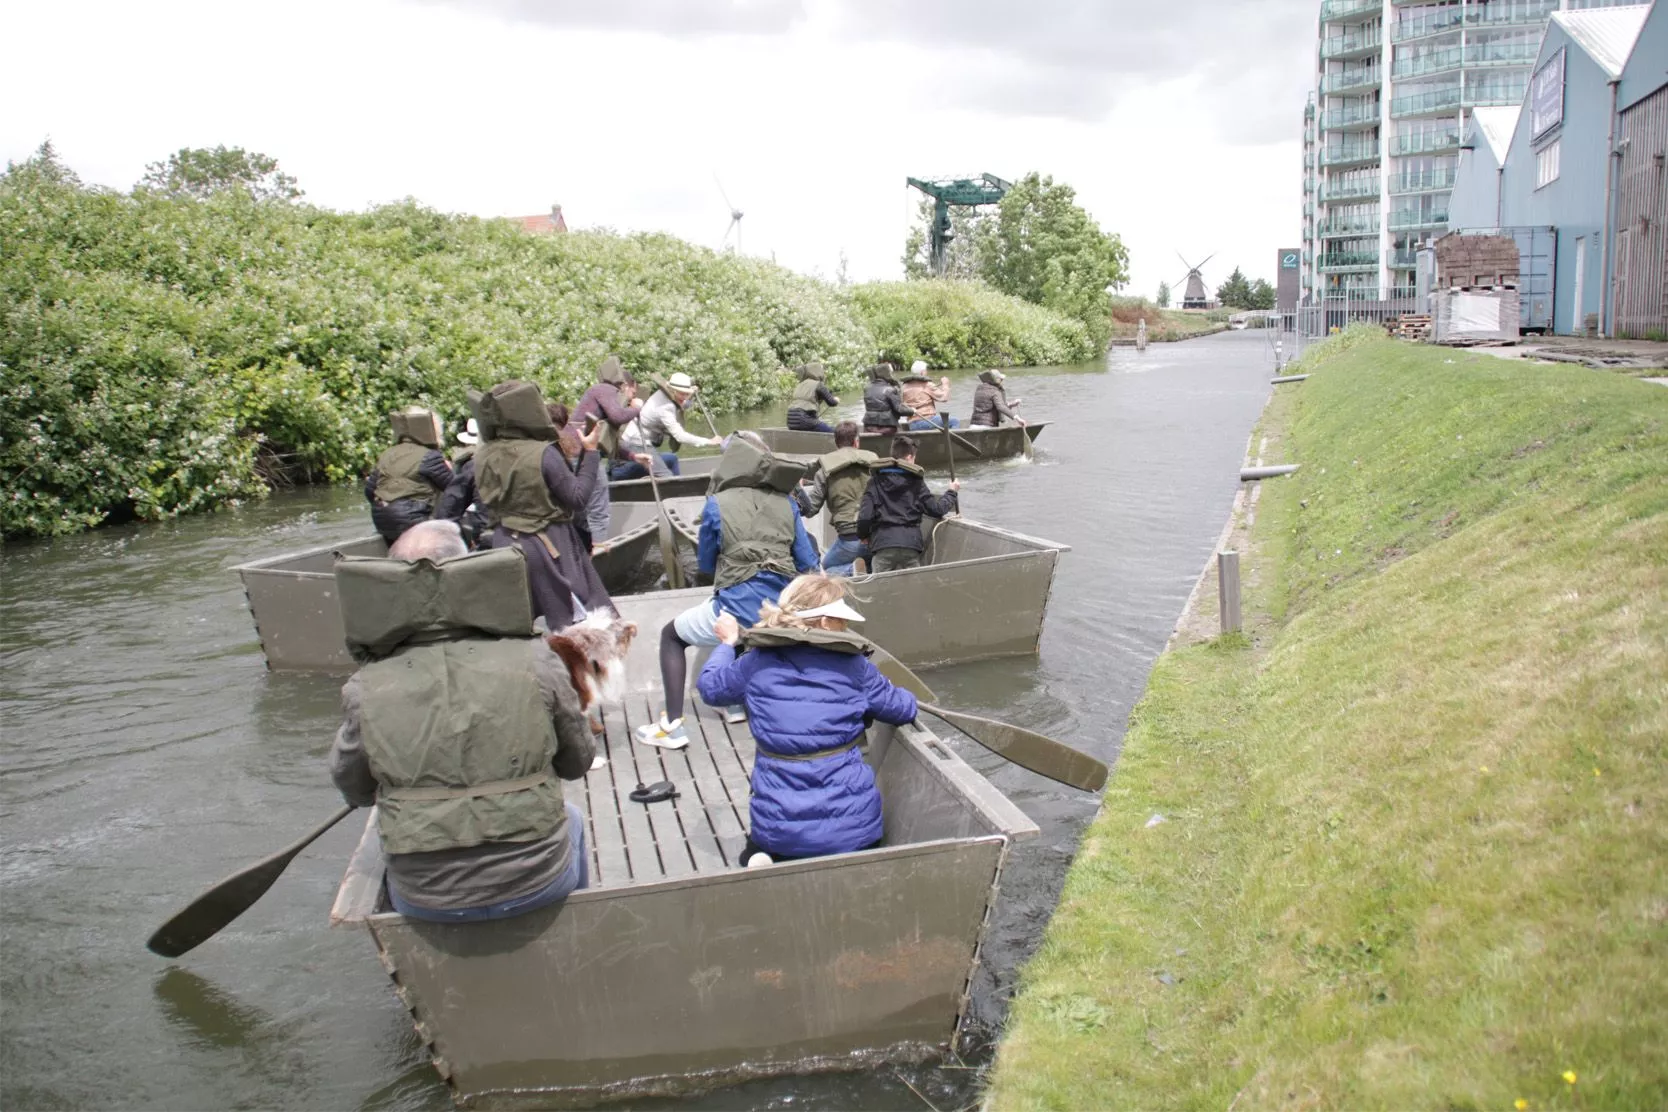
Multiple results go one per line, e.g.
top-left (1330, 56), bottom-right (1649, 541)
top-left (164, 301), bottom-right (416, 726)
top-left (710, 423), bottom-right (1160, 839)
top-left (364, 407), bottom-right (453, 543)
top-left (785, 363), bottom-right (840, 432)
top-left (697, 573), bottom-right (917, 867)
top-left (620, 371), bottom-right (723, 478)
top-left (969, 369), bottom-right (1024, 428)
top-left (856, 434), bottom-right (959, 572)
top-left (861, 362), bottom-right (914, 435)
top-left (794, 421), bottom-right (876, 576)
top-left (901, 362), bottom-right (958, 431)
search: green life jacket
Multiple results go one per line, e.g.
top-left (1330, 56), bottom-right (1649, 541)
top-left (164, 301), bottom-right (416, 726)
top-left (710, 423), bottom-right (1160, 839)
top-left (789, 377), bottom-right (823, 411)
top-left (373, 442), bottom-right (440, 505)
top-left (741, 624), bottom-right (872, 655)
top-left (818, 446), bottom-right (877, 534)
top-left (474, 438), bottom-right (571, 533)
top-left (708, 436), bottom-right (800, 590)
top-left (359, 637), bottom-right (562, 855)
top-left (869, 456), bottom-right (925, 477)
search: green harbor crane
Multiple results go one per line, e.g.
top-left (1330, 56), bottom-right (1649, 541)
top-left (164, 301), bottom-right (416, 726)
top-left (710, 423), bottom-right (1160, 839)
top-left (907, 174), bottom-right (1012, 276)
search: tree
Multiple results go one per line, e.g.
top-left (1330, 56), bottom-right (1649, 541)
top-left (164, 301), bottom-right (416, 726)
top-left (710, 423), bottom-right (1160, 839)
top-left (977, 172), bottom-right (1129, 346)
top-left (1247, 278), bottom-right (1276, 311)
top-left (902, 197), bottom-right (993, 281)
top-left (138, 145), bottom-right (302, 202)
top-left (1156, 280), bottom-right (1171, 308)
top-left (1215, 266), bottom-right (1254, 309)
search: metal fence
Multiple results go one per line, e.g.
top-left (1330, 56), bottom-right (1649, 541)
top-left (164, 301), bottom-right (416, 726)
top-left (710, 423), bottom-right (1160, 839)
top-left (1285, 294), bottom-right (1422, 359)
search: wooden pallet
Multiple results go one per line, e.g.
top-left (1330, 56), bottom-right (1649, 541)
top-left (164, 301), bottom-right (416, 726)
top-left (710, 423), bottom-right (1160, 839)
top-left (1387, 314), bottom-right (1432, 342)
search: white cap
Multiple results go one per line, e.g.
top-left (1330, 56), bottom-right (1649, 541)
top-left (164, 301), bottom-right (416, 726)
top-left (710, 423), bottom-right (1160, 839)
top-left (667, 372), bottom-right (696, 392)
top-left (910, 360), bottom-right (929, 375)
top-left (795, 598), bottom-right (866, 623)
top-left (456, 418), bottom-right (479, 446)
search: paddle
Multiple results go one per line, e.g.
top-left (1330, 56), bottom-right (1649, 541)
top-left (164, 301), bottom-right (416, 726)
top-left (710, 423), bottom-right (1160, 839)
top-left (693, 392), bottom-right (724, 442)
top-left (871, 652), bottom-right (1108, 793)
top-left (941, 417), bottom-right (957, 483)
top-left (147, 806), bottom-right (356, 958)
top-left (948, 428), bottom-right (984, 458)
top-left (643, 462), bottom-right (686, 591)
top-left (1020, 421), bottom-right (1035, 462)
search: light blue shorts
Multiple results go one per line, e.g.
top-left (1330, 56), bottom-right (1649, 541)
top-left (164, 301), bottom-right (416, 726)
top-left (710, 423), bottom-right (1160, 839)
top-left (672, 598), bottom-right (723, 647)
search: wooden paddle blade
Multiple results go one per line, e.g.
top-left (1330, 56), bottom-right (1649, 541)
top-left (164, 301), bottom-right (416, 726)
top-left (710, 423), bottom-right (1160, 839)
top-left (872, 652), bottom-right (937, 704)
top-left (921, 702), bottom-right (1108, 793)
top-left (147, 806), bottom-right (355, 958)
top-left (949, 429), bottom-right (984, 458)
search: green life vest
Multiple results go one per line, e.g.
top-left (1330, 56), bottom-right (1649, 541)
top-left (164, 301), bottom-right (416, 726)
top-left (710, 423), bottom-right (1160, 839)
top-left (707, 435), bottom-right (799, 590)
top-left (373, 442), bottom-right (440, 505)
top-left (742, 624), bottom-right (872, 655)
top-left (474, 438), bottom-right (571, 533)
top-left (789, 378), bottom-right (823, 412)
top-left (358, 637), bottom-right (563, 856)
top-left (818, 446), bottom-right (877, 534)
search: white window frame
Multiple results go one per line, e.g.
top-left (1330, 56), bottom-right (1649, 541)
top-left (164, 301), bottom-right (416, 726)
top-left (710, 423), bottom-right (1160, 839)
top-left (1535, 140), bottom-right (1560, 190)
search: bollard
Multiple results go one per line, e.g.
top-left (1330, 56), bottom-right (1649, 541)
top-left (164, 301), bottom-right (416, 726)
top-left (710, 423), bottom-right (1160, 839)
top-left (1271, 374), bottom-right (1310, 384)
top-left (1241, 465), bottom-right (1300, 481)
top-left (1218, 550), bottom-right (1242, 634)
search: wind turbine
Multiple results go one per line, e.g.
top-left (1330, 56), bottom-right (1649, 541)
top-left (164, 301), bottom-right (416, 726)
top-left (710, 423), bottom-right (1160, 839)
top-left (715, 176), bottom-right (744, 254)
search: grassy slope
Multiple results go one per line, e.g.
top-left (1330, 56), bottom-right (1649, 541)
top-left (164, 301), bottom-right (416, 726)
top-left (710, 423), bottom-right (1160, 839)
top-left (987, 333), bottom-right (1668, 1110)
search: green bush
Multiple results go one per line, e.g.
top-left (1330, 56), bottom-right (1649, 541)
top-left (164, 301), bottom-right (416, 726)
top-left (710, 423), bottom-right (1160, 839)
top-left (846, 279), bottom-right (1097, 370)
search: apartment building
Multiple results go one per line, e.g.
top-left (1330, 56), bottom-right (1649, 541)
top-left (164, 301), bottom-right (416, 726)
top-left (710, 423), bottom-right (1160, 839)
top-left (1301, 0), bottom-right (1636, 303)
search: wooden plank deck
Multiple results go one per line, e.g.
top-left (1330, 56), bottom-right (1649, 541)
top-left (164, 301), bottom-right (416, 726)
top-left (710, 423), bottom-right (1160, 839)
top-left (580, 697), bottom-right (756, 889)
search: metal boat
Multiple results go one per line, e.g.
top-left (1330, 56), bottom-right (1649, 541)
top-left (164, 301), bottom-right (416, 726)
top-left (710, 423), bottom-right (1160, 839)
top-left (751, 422), bottom-right (1045, 469)
top-left (331, 585), bottom-right (1039, 1106)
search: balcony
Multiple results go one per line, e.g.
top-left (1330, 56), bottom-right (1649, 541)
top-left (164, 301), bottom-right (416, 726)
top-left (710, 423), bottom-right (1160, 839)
top-left (1320, 176), bottom-right (1382, 202)
top-left (1321, 141), bottom-right (1381, 168)
top-left (1391, 85), bottom-right (1462, 117)
top-left (1393, 46), bottom-right (1464, 80)
top-left (1321, 0), bottom-right (1381, 23)
top-left (1320, 102), bottom-right (1381, 130)
top-left (1390, 249), bottom-right (1419, 268)
top-left (1322, 67), bottom-right (1383, 95)
top-left (1388, 168), bottom-right (1456, 194)
top-left (1391, 129), bottom-right (1461, 156)
top-left (1318, 216), bottom-right (1381, 237)
top-left (1320, 28), bottom-right (1382, 59)
top-left (1465, 81), bottom-right (1529, 109)
top-left (1465, 41), bottom-right (1540, 68)
top-left (1389, 208), bottom-right (1449, 230)
top-left (1318, 250), bottom-right (1380, 272)
top-left (1466, 0), bottom-right (1557, 30)
top-left (1394, 9), bottom-right (1462, 42)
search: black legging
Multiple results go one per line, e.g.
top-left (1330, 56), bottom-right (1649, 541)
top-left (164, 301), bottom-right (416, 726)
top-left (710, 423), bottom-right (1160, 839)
top-left (659, 621), bottom-right (692, 721)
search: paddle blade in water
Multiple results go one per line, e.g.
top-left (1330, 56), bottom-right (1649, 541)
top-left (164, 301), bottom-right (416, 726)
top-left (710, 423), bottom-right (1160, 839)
top-left (921, 703), bottom-right (1108, 793)
top-left (147, 806), bottom-right (354, 958)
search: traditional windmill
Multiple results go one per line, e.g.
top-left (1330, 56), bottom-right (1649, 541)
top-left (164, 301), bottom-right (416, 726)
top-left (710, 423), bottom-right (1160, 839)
top-left (1173, 252), bottom-right (1218, 309)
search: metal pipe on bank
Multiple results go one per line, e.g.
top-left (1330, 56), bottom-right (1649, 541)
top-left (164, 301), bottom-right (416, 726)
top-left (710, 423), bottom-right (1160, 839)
top-left (1240, 465), bottom-right (1300, 481)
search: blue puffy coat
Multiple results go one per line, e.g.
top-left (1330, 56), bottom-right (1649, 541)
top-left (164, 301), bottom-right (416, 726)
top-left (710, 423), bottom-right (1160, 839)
top-left (696, 635), bottom-right (917, 859)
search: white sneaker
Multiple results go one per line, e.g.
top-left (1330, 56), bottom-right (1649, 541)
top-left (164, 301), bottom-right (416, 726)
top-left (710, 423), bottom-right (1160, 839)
top-left (744, 851), bottom-right (774, 868)
top-left (634, 715), bottom-right (690, 750)
top-left (589, 754), bottom-right (609, 771)
top-left (723, 706), bottom-right (748, 725)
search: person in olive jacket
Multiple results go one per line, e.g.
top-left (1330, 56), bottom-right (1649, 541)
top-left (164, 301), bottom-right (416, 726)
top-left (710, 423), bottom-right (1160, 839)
top-left (364, 407), bottom-right (453, 543)
top-left (855, 433), bottom-right (959, 573)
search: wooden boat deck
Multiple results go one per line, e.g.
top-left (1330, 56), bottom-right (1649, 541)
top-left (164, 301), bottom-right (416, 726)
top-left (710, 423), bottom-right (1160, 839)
top-left (579, 695), bottom-right (757, 887)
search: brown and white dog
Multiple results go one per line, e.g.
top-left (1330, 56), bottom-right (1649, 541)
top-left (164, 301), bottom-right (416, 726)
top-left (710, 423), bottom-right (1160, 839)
top-left (545, 609), bottom-right (638, 713)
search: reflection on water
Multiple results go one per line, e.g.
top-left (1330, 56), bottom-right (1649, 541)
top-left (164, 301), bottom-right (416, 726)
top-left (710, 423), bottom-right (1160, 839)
top-left (0, 332), bottom-right (1275, 1110)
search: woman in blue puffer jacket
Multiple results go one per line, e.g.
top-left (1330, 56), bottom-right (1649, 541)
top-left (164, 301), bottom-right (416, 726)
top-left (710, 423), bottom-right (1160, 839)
top-left (697, 573), bottom-right (917, 866)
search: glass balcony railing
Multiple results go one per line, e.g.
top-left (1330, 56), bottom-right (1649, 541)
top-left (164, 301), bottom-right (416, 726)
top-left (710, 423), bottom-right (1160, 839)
top-left (1466, 0), bottom-right (1557, 29)
top-left (1390, 249), bottom-right (1419, 268)
top-left (1318, 251), bottom-right (1381, 271)
top-left (1392, 129), bottom-right (1461, 155)
top-left (1391, 85), bottom-right (1462, 117)
top-left (1388, 168), bottom-right (1456, 193)
top-left (1464, 81), bottom-right (1529, 108)
top-left (1393, 46), bottom-right (1464, 79)
top-left (1321, 28), bottom-right (1382, 59)
top-left (1321, 141), bottom-right (1382, 167)
top-left (1320, 103), bottom-right (1381, 129)
top-left (1322, 67), bottom-right (1384, 94)
top-left (1318, 216), bottom-right (1381, 237)
top-left (1321, 0), bottom-right (1381, 23)
top-left (1465, 41), bottom-right (1541, 68)
top-left (1320, 176), bottom-right (1382, 202)
top-left (1394, 9), bottom-right (1463, 42)
top-left (1389, 208), bottom-right (1449, 230)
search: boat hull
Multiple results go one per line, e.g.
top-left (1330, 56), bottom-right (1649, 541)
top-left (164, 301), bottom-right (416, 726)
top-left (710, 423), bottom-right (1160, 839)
top-left (752, 422), bottom-right (1044, 469)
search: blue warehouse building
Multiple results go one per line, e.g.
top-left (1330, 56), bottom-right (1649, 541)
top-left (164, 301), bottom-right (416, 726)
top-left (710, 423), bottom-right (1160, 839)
top-left (1449, 4), bottom-right (1662, 334)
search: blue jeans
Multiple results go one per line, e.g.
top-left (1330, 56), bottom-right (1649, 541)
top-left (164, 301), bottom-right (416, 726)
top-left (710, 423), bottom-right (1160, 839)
top-left (388, 802), bottom-right (590, 922)
top-left (823, 535), bottom-right (867, 576)
top-left (907, 416), bottom-right (959, 430)
top-left (609, 453), bottom-right (681, 481)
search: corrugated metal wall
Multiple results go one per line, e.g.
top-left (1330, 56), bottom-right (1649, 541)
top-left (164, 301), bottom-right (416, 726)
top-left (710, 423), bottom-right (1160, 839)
top-left (1613, 84), bottom-right (1668, 339)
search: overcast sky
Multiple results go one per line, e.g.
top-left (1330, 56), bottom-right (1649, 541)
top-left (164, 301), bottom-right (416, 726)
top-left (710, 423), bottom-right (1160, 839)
top-left (2, 0), bottom-right (1318, 298)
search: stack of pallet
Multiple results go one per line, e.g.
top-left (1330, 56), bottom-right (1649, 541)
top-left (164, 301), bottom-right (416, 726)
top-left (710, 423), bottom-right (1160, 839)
top-left (1434, 233), bottom-right (1520, 287)
top-left (1388, 314), bottom-right (1432, 341)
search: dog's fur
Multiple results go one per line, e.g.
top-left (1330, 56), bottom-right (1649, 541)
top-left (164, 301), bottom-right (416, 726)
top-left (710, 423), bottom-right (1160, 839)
top-left (545, 609), bottom-right (637, 711)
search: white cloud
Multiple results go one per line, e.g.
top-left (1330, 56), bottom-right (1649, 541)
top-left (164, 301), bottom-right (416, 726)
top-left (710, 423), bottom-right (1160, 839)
top-left (1, 0), bottom-right (1313, 304)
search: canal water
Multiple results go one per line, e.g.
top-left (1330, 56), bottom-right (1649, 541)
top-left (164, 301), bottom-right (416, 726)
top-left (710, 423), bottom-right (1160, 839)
top-left (0, 329), bottom-right (1279, 1110)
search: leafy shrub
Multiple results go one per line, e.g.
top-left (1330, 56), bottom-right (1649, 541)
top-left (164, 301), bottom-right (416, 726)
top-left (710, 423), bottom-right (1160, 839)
top-left (846, 280), bottom-right (1097, 370)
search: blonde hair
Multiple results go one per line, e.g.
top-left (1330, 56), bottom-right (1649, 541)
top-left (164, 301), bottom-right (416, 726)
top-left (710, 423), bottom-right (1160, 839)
top-left (755, 573), bottom-right (853, 630)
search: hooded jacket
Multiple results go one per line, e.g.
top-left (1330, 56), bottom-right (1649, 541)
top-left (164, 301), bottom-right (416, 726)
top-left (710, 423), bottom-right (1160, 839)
top-left (570, 355), bottom-right (638, 459)
top-left (473, 381), bottom-right (571, 533)
top-left (366, 408), bottom-right (452, 541)
top-left (862, 364), bottom-right (914, 430)
top-left (856, 457), bottom-right (958, 553)
top-left (970, 370), bottom-right (1019, 427)
top-left (694, 438), bottom-right (820, 626)
top-left (788, 363), bottom-right (839, 416)
top-left (696, 624), bottom-right (916, 858)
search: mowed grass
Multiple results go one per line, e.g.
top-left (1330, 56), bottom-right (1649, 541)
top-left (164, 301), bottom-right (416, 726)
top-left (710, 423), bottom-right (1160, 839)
top-left (987, 333), bottom-right (1668, 1110)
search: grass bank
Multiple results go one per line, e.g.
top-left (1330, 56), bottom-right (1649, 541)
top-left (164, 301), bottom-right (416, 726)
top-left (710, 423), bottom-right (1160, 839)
top-left (988, 332), bottom-right (1668, 1109)
top-left (1109, 296), bottom-right (1227, 343)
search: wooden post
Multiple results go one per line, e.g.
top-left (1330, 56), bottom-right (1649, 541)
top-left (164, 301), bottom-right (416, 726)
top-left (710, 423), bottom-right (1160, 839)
top-left (1218, 550), bottom-right (1242, 634)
